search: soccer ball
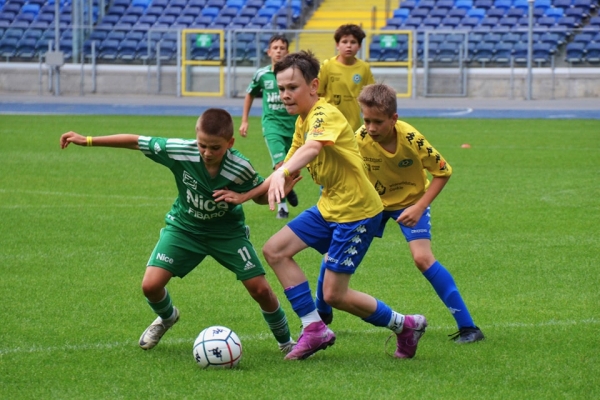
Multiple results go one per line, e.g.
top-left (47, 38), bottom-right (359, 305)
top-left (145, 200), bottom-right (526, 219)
top-left (193, 326), bottom-right (242, 369)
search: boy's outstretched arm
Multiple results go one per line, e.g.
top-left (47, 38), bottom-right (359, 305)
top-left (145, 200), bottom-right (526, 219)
top-left (60, 131), bottom-right (140, 150)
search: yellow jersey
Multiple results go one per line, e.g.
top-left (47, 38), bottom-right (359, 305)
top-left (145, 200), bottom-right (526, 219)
top-left (286, 98), bottom-right (383, 223)
top-left (355, 120), bottom-right (452, 210)
top-left (317, 56), bottom-right (375, 132)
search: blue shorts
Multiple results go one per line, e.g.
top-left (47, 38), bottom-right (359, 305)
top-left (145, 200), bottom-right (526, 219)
top-left (287, 206), bottom-right (382, 274)
top-left (375, 206), bottom-right (432, 242)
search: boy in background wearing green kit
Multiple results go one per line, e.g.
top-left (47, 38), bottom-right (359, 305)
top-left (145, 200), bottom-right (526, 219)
top-left (240, 34), bottom-right (299, 219)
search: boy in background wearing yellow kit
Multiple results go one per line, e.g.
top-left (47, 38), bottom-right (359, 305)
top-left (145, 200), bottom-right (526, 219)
top-left (317, 24), bottom-right (375, 132)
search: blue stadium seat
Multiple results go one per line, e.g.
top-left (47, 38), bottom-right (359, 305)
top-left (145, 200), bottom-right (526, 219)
top-left (585, 42), bottom-right (600, 63)
top-left (480, 16), bottom-right (499, 28)
top-left (239, 5), bottom-right (258, 18)
top-left (492, 41), bottom-right (513, 64)
top-left (189, 0), bottom-right (207, 6)
top-left (473, 41), bottom-right (495, 65)
top-left (564, 7), bottom-right (588, 19)
top-left (202, 7), bottom-right (220, 18)
top-left (466, 8), bottom-right (486, 21)
top-left (440, 16), bottom-right (461, 29)
top-left (421, 16), bottom-right (441, 29)
top-left (532, 42), bottom-right (553, 65)
top-left (118, 38), bottom-right (138, 60)
top-left (512, 0), bottom-right (529, 11)
top-left (158, 40), bottom-right (176, 60)
top-left (416, 0), bottom-right (436, 10)
top-left (226, 0), bottom-right (245, 10)
top-left (206, 0), bottom-right (226, 7)
top-left (430, 8), bottom-right (449, 19)
top-left (436, 0), bottom-right (455, 10)
top-left (436, 42), bottom-right (459, 63)
top-left (398, 0), bottom-right (417, 11)
top-left (555, 16), bottom-right (580, 30)
top-left (386, 17), bottom-right (406, 29)
top-left (401, 17), bottom-right (422, 29)
top-left (506, 8), bottom-right (525, 19)
top-left (182, 6), bottom-right (201, 17)
top-left (473, 0), bottom-right (493, 9)
top-left (573, 0), bottom-right (596, 14)
top-left (98, 38), bottom-right (120, 59)
top-left (459, 16), bottom-right (480, 28)
top-left (138, 15), bottom-right (157, 25)
top-left (493, 0), bottom-right (512, 10)
top-left (16, 37), bottom-right (37, 58)
top-left (553, 0), bottom-right (573, 10)
top-left (194, 15), bottom-right (213, 26)
top-left (393, 8), bottom-right (410, 19)
top-left (449, 8), bottom-right (468, 19)
top-left (486, 8), bottom-right (506, 19)
top-left (455, 0), bottom-right (474, 10)
top-left (544, 7), bottom-right (564, 20)
top-left (564, 41), bottom-right (585, 63)
top-left (512, 42), bottom-right (529, 63)
top-left (411, 8), bottom-right (430, 19)
top-left (163, 6), bottom-right (184, 17)
top-left (498, 16), bottom-right (518, 28)
top-left (536, 16), bottom-right (557, 28)
top-left (368, 42), bottom-right (381, 61)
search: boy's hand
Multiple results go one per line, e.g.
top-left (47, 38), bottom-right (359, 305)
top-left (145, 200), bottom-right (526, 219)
top-left (268, 169), bottom-right (287, 210)
top-left (213, 189), bottom-right (247, 205)
top-left (60, 131), bottom-right (85, 149)
top-left (396, 205), bottom-right (425, 228)
top-left (239, 122), bottom-right (249, 137)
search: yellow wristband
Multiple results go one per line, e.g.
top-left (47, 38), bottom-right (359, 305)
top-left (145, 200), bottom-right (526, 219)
top-left (278, 167), bottom-right (290, 177)
top-left (86, 136), bottom-right (93, 147)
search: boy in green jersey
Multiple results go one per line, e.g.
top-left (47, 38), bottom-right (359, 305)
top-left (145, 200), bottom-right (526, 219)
top-left (317, 24), bottom-right (376, 132)
top-left (240, 34), bottom-right (299, 219)
top-left (59, 108), bottom-right (296, 353)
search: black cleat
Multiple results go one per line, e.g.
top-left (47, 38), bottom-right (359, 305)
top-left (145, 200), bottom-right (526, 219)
top-left (318, 310), bottom-right (333, 325)
top-left (287, 189), bottom-right (299, 207)
top-left (449, 326), bottom-right (485, 344)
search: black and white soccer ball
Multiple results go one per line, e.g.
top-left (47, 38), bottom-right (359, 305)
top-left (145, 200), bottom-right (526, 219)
top-left (193, 326), bottom-right (242, 369)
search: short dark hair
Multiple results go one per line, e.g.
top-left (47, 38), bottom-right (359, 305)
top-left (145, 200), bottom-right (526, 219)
top-left (196, 108), bottom-right (233, 139)
top-left (273, 50), bottom-right (320, 84)
top-left (334, 24), bottom-right (366, 45)
top-left (268, 34), bottom-right (289, 49)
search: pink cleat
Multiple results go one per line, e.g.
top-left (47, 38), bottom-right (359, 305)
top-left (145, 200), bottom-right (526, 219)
top-left (285, 321), bottom-right (336, 360)
top-left (395, 314), bottom-right (427, 359)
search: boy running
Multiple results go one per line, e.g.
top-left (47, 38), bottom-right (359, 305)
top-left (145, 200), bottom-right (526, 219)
top-left (318, 84), bottom-right (483, 343)
top-left (259, 51), bottom-right (427, 360)
top-left (59, 108), bottom-right (296, 353)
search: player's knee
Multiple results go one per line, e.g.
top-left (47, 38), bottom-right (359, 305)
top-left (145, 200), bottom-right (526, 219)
top-left (262, 241), bottom-right (281, 265)
top-left (141, 280), bottom-right (163, 299)
top-left (413, 254), bottom-right (435, 272)
top-left (322, 291), bottom-right (344, 309)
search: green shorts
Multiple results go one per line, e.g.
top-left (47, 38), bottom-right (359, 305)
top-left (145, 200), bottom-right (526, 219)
top-left (263, 132), bottom-right (293, 167)
top-left (147, 224), bottom-right (265, 281)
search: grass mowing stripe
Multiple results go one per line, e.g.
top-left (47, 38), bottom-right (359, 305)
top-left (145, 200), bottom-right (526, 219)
top-left (1, 318), bottom-right (597, 355)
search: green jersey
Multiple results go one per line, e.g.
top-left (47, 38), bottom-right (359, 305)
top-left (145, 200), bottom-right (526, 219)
top-left (246, 65), bottom-right (296, 138)
top-left (138, 136), bottom-right (263, 238)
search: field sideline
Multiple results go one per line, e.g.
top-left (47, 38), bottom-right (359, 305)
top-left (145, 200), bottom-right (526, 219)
top-left (0, 113), bottom-right (598, 399)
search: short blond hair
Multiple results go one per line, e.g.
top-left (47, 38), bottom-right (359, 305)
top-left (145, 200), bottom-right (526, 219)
top-left (357, 84), bottom-right (397, 117)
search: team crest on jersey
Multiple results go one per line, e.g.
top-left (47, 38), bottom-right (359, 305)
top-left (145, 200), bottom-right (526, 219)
top-left (374, 180), bottom-right (386, 195)
top-left (398, 159), bottom-right (413, 167)
top-left (182, 171), bottom-right (198, 189)
top-left (353, 74), bottom-right (362, 84)
top-left (265, 80), bottom-right (274, 89)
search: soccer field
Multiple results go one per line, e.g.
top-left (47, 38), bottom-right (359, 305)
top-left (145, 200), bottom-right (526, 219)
top-left (0, 114), bottom-right (598, 399)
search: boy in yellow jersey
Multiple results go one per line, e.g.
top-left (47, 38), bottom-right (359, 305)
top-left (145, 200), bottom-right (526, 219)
top-left (317, 24), bottom-right (375, 131)
top-left (262, 51), bottom-right (427, 361)
top-left (348, 83), bottom-right (483, 344)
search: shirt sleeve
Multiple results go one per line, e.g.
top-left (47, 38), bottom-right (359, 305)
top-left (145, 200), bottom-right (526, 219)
top-left (138, 136), bottom-right (175, 168)
top-left (415, 133), bottom-right (453, 177)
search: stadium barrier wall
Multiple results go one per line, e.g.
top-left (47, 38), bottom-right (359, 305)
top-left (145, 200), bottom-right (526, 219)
top-left (1, 62), bottom-right (599, 99)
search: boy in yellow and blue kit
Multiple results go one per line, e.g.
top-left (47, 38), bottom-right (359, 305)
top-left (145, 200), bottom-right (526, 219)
top-left (316, 83), bottom-right (484, 344)
top-left (262, 52), bottom-right (428, 360)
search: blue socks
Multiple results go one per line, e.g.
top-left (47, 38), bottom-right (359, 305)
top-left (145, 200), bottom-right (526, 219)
top-left (424, 261), bottom-right (475, 329)
top-left (315, 263), bottom-right (332, 315)
top-left (284, 281), bottom-right (317, 317)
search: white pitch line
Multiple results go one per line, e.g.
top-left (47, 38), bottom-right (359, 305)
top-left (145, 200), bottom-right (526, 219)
top-left (439, 108), bottom-right (473, 116)
top-left (1, 318), bottom-right (597, 356)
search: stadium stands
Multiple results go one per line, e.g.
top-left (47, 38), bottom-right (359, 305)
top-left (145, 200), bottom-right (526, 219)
top-left (0, 0), bottom-right (599, 68)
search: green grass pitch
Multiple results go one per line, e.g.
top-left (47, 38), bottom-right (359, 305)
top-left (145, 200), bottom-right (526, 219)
top-left (0, 114), bottom-right (598, 399)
